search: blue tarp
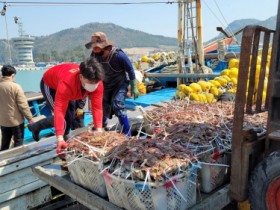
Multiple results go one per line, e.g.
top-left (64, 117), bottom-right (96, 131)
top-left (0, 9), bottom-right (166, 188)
top-left (125, 88), bottom-right (177, 109)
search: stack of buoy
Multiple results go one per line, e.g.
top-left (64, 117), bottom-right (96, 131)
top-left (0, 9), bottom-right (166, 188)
top-left (176, 48), bottom-right (271, 104)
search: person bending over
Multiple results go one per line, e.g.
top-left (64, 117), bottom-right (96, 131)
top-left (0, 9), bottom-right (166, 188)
top-left (28, 57), bottom-right (104, 155)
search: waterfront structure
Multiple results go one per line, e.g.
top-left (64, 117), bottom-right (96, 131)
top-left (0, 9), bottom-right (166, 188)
top-left (13, 36), bottom-right (35, 65)
top-left (13, 17), bottom-right (35, 65)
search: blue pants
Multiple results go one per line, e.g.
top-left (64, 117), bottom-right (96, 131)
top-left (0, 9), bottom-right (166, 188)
top-left (112, 81), bottom-right (129, 117)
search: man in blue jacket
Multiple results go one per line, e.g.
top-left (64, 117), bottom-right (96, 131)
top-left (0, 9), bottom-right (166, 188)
top-left (85, 32), bottom-right (139, 136)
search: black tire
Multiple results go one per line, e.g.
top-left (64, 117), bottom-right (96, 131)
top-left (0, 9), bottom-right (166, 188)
top-left (248, 150), bottom-right (280, 210)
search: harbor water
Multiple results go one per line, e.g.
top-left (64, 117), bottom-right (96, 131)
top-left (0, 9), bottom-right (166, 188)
top-left (16, 68), bottom-right (47, 92)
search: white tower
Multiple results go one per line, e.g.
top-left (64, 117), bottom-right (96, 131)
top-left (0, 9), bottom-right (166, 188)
top-left (13, 17), bottom-right (35, 65)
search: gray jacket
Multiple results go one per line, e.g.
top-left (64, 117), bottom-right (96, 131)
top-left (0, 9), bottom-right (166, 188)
top-left (0, 77), bottom-right (32, 127)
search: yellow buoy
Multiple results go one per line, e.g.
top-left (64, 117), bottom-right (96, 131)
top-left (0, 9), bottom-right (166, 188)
top-left (221, 69), bottom-right (231, 76)
top-left (230, 77), bottom-right (238, 86)
top-left (214, 77), bottom-right (228, 87)
top-left (141, 55), bottom-right (150, 62)
top-left (183, 86), bottom-right (193, 95)
top-left (209, 80), bottom-right (221, 88)
top-left (205, 93), bottom-right (215, 103)
top-left (197, 80), bottom-right (211, 92)
top-left (228, 59), bottom-right (240, 69)
top-left (190, 93), bottom-right (200, 101)
top-left (210, 86), bottom-right (219, 97)
top-left (178, 84), bottom-right (186, 91)
top-left (198, 93), bottom-right (207, 103)
top-left (221, 75), bottom-right (232, 82)
top-left (229, 68), bottom-right (239, 79)
top-left (189, 83), bottom-right (202, 93)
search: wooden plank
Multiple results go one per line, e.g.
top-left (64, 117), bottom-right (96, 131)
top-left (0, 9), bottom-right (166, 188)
top-left (0, 159), bottom-right (56, 195)
top-left (25, 92), bottom-right (44, 101)
top-left (0, 185), bottom-right (52, 210)
top-left (0, 150), bottom-right (57, 176)
top-left (0, 179), bottom-right (48, 203)
top-left (0, 137), bottom-right (56, 165)
top-left (190, 184), bottom-right (232, 210)
top-left (33, 165), bottom-right (122, 210)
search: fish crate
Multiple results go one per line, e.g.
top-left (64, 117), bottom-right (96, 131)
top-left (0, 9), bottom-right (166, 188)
top-left (102, 171), bottom-right (197, 210)
top-left (199, 152), bottom-right (231, 193)
top-left (65, 156), bottom-right (107, 197)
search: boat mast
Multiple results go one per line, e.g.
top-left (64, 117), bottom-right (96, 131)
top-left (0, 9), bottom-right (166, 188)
top-left (177, 0), bottom-right (205, 86)
top-left (196, 0), bottom-right (204, 66)
top-left (177, 0), bottom-right (185, 86)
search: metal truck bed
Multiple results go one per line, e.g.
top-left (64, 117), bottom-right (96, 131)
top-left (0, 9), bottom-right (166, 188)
top-left (30, 102), bottom-right (233, 210)
top-left (32, 161), bottom-right (232, 210)
top-left (33, 163), bottom-right (122, 210)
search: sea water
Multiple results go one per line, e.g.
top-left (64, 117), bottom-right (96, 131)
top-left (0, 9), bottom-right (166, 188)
top-left (16, 68), bottom-right (47, 92)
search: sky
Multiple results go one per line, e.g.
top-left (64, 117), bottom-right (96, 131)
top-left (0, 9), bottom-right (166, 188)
top-left (0, 0), bottom-right (278, 42)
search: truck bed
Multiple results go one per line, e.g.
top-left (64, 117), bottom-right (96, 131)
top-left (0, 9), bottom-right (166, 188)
top-left (33, 160), bottom-right (232, 210)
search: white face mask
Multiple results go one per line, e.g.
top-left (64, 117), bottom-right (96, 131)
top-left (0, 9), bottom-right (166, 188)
top-left (84, 82), bottom-right (99, 92)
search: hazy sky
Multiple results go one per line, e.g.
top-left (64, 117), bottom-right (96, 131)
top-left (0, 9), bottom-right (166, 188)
top-left (0, 0), bottom-right (278, 42)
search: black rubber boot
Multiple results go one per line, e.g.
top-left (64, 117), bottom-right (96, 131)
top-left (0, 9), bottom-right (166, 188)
top-left (28, 116), bottom-right (54, 141)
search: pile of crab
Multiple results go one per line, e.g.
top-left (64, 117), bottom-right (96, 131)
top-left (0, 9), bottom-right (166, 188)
top-left (66, 131), bottom-right (128, 161)
top-left (65, 100), bottom-right (267, 183)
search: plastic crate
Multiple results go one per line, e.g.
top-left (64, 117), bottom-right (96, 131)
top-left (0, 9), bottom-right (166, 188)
top-left (199, 153), bottom-right (230, 193)
top-left (66, 156), bottom-right (107, 197)
top-left (102, 171), bottom-right (197, 210)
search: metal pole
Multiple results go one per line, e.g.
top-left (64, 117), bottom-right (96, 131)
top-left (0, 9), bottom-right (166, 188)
top-left (196, 0), bottom-right (204, 66)
top-left (177, 0), bottom-right (185, 86)
top-left (4, 15), bottom-right (12, 64)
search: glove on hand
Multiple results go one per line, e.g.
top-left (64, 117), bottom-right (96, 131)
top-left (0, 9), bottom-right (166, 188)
top-left (56, 140), bottom-right (68, 156)
top-left (130, 79), bottom-right (139, 99)
top-left (76, 108), bottom-right (84, 117)
top-left (28, 119), bottom-right (33, 124)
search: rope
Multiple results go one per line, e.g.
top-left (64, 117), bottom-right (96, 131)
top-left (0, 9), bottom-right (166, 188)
top-left (4, 1), bottom-right (181, 7)
top-left (213, 0), bottom-right (238, 44)
top-left (202, 0), bottom-right (228, 35)
top-left (202, 0), bottom-right (239, 44)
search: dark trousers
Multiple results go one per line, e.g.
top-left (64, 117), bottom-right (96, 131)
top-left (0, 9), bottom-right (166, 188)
top-left (1, 123), bottom-right (24, 151)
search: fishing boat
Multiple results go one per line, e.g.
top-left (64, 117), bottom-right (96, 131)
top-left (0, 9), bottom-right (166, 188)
top-left (0, 1), bottom-right (267, 209)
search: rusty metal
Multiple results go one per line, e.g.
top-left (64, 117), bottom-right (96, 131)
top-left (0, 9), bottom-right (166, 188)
top-left (266, 1), bottom-right (280, 152)
top-left (230, 25), bottom-right (275, 201)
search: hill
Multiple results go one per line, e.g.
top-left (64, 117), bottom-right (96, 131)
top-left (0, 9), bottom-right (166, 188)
top-left (0, 16), bottom-right (277, 64)
top-left (208, 16), bottom-right (276, 43)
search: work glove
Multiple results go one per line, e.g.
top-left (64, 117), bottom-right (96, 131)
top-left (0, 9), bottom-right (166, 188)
top-left (130, 79), bottom-right (139, 99)
top-left (76, 108), bottom-right (84, 117)
top-left (56, 139), bottom-right (68, 157)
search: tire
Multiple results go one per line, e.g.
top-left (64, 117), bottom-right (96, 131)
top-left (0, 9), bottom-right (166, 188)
top-left (248, 150), bottom-right (280, 210)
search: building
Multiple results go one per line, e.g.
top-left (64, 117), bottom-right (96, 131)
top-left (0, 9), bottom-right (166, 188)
top-left (12, 17), bottom-right (35, 66)
top-left (13, 35), bottom-right (35, 65)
